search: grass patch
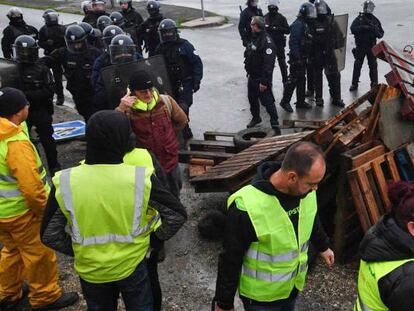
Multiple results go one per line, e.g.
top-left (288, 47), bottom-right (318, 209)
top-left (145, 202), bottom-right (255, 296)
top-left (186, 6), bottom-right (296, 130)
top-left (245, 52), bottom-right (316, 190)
top-left (0, 0), bottom-right (83, 15)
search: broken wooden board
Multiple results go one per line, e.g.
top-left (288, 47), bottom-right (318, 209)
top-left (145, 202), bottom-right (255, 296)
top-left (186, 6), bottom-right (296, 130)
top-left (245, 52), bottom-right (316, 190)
top-left (190, 131), bottom-right (312, 193)
top-left (373, 41), bottom-right (414, 120)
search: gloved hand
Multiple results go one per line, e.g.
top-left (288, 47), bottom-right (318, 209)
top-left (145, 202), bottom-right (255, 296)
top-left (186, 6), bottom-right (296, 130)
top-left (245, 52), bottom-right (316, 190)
top-left (193, 82), bottom-right (200, 93)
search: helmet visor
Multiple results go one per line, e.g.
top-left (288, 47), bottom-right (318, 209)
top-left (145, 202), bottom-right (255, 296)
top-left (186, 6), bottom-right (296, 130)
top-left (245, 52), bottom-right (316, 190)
top-left (363, 2), bottom-right (375, 14)
top-left (12, 45), bottom-right (39, 63)
top-left (109, 45), bottom-right (137, 64)
top-left (65, 37), bottom-right (88, 54)
top-left (159, 29), bottom-right (177, 43)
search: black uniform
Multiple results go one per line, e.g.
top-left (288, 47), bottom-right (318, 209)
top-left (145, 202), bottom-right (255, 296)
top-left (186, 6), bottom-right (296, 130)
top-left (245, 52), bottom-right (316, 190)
top-left (18, 59), bottom-right (59, 171)
top-left (82, 11), bottom-right (109, 28)
top-left (139, 13), bottom-right (164, 57)
top-left (1, 20), bottom-right (38, 59)
top-left (244, 29), bottom-right (279, 128)
top-left (350, 12), bottom-right (384, 88)
top-left (38, 23), bottom-right (66, 101)
top-left (48, 47), bottom-right (101, 121)
top-left (359, 214), bottom-right (414, 311)
top-left (279, 17), bottom-right (313, 110)
top-left (120, 7), bottom-right (143, 47)
top-left (238, 5), bottom-right (263, 47)
top-left (311, 14), bottom-right (343, 105)
top-left (264, 8), bottom-right (290, 83)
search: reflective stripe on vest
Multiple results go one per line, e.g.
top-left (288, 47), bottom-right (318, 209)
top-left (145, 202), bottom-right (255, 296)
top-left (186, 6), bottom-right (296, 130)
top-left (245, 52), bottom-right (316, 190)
top-left (355, 258), bottom-right (414, 311)
top-left (0, 122), bottom-right (50, 218)
top-left (59, 166), bottom-right (157, 245)
top-left (229, 185), bottom-right (317, 302)
top-left (245, 241), bottom-right (310, 263)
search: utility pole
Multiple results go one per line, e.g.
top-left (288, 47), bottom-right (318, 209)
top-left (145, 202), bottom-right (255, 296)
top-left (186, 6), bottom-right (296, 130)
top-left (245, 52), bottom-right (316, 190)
top-left (201, 0), bottom-right (205, 21)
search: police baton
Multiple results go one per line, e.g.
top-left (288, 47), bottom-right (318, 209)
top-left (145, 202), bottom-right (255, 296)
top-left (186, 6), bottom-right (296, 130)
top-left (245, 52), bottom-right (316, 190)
top-left (239, 5), bottom-right (243, 13)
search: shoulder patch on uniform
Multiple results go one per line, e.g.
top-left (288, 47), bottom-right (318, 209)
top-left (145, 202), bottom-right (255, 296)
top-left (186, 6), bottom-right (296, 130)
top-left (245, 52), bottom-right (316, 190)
top-left (266, 48), bottom-right (273, 55)
top-left (266, 36), bottom-right (272, 44)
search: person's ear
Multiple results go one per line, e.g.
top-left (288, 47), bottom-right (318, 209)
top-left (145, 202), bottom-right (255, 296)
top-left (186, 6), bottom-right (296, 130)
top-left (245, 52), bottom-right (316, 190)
top-left (407, 222), bottom-right (414, 237)
top-left (287, 171), bottom-right (297, 183)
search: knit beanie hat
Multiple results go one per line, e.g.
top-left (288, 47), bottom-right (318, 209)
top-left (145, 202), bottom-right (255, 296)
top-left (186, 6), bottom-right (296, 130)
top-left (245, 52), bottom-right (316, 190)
top-left (0, 87), bottom-right (28, 117)
top-left (129, 71), bottom-right (154, 91)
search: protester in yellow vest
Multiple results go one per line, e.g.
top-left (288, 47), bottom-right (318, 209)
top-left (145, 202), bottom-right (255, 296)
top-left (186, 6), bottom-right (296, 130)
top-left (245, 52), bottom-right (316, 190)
top-left (354, 181), bottom-right (414, 311)
top-left (0, 87), bottom-right (78, 310)
top-left (40, 110), bottom-right (187, 310)
top-left (214, 141), bottom-right (334, 311)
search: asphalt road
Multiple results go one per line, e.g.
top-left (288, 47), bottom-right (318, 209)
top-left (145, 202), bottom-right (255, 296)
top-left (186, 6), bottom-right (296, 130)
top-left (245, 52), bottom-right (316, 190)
top-left (0, 2), bottom-right (412, 138)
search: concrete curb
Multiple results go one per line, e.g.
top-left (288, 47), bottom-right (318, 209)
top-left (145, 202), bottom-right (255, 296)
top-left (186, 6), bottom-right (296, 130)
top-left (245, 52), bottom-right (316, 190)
top-left (180, 16), bottom-right (226, 29)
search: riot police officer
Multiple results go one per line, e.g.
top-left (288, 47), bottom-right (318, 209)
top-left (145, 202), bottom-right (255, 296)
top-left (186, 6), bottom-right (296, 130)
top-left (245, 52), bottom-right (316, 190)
top-left (279, 3), bottom-right (316, 112)
top-left (48, 25), bottom-right (101, 122)
top-left (244, 16), bottom-right (279, 129)
top-left (264, 0), bottom-right (290, 84)
top-left (1, 7), bottom-right (38, 59)
top-left (81, 0), bottom-right (92, 16)
top-left (349, 0), bottom-right (384, 91)
top-left (109, 11), bottom-right (126, 29)
top-left (139, 0), bottom-right (164, 57)
top-left (119, 0), bottom-right (144, 47)
top-left (92, 26), bottom-right (141, 111)
top-left (97, 15), bottom-right (113, 33)
top-left (239, 0), bottom-right (263, 47)
top-left (38, 9), bottom-right (66, 105)
top-left (83, 0), bottom-right (109, 28)
top-left (12, 35), bottom-right (60, 173)
top-left (156, 19), bottom-right (203, 140)
top-left (311, 0), bottom-right (344, 107)
top-left (79, 21), bottom-right (103, 51)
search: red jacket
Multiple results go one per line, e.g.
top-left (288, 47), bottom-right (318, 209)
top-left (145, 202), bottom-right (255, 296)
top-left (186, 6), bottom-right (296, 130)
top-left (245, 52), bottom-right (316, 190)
top-left (130, 98), bottom-right (179, 173)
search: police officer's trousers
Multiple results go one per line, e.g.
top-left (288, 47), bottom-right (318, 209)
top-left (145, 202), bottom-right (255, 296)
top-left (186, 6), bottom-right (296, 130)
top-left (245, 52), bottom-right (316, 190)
top-left (247, 77), bottom-right (279, 127)
top-left (351, 46), bottom-right (378, 86)
top-left (281, 61), bottom-right (306, 105)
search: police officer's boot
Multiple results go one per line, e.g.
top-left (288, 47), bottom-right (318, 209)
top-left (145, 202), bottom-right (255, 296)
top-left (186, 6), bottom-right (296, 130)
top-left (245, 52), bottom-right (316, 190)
top-left (295, 101), bottom-right (312, 109)
top-left (349, 84), bottom-right (358, 91)
top-left (315, 97), bottom-right (324, 107)
top-left (246, 117), bottom-right (262, 128)
top-left (279, 82), bottom-right (294, 113)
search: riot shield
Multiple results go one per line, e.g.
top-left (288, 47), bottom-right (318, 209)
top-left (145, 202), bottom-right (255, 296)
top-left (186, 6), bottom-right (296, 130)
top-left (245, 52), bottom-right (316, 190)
top-left (333, 14), bottom-right (348, 72)
top-left (101, 54), bottom-right (172, 109)
top-left (0, 58), bottom-right (21, 89)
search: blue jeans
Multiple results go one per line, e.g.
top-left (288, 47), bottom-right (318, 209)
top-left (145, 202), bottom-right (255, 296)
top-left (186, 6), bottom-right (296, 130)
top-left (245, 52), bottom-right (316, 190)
top-left (241, 296), bottom-right (296, 311)
top-left (80, 260), bottom-right (153, 311)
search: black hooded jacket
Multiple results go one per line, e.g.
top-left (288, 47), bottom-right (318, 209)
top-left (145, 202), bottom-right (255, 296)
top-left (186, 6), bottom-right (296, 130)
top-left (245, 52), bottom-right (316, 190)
top-left (358, 215), bottom-right (414, 311)
top-left (41, 111), bottom-right (187, 256)
top-left (1, 19), bottom-right (38, 59)
top-left (214, 162), bottom-right (330, 310)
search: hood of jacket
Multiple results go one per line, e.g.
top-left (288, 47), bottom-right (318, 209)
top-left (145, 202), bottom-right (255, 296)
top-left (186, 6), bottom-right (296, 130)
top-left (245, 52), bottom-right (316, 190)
top-left (85, 110), bottom-right (135, 165)
top-left (359, 214), bottom-right (414, 262)
top-left (0, 117), bottom-right (22, 141)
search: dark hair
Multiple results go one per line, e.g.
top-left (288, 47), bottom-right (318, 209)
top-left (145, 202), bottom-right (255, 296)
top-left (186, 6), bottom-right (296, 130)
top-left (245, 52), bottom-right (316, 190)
top-left (281, 141), bottom-right (324, 177)
top-left (388, 181), bottom-right (414, 229)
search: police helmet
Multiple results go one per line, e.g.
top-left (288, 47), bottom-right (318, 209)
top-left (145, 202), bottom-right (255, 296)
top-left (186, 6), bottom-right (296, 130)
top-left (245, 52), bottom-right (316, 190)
top-left (81, 1), bottom-right (92, 13)
top-left (65, 25), bottom-right (88, 54)
top-left (43, 9), bottom-right (59, 25)
top-left (79, 21), bottom-right (94, 36)
top-left (92, 0), bottom-right (106, 12)
top-left (298, 2), bottom-right (317, 19)
top-left (247, 0), bottom-right (259, 7)
top-left (314, 0), bottom-right (328, 15)
top-left (13, 35), bottom-right (39, 64)
top-left (158, 19), bottom-right (179, 43)
top-left (110, 11), bottom-right (125, 27)
top-left (250, 16), bottom-right (265, 30)
top-left (102, 25), bottom-right (124, 49)
top-left (119, 0), bottom-right (132, 4)
top-left (97, 15), bottom-right (113, 32)
top-left (109, 34), bottom-right (137, 64)
top-left (362, 0), bottom-right (375, 14)
top-left (267, 0), bottom-right (280, 9)
top-left (147, 1), bottom-right (160, 16)
top-left (6, 7), bottom-right (23, 20)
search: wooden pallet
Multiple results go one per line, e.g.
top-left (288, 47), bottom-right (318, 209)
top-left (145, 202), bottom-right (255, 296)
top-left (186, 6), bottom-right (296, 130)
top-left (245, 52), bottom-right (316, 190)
top-left (190, 131), bottom-right (312, 193)
top-left (347, 150), bottom-right (401, 232)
